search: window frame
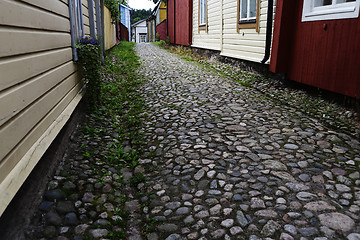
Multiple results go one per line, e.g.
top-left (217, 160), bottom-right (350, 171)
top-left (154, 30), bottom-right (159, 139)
top-left (69, 0), bottom-right (84, 61)
top-left (237, 0), bottom-right (260, 32)
top-left (198, 0), bottom-right (207, 32)
top-left (302, 0), bottom-right (360, 22)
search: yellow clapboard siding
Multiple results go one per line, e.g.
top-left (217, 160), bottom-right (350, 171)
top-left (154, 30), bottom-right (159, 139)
top-left (0, 61), bottom-right (76, 127)
top-left (20, 0), bottom-right (69, 18)
top-left (0, 0), bottom-right (70, 32)
top-left (0, 73), bottom-right (81, 184)
top-left (0, 48), bottom-right (72, 92)
top-left (0, 84), bottom-right (83, 216)
top-left (0, 27), bottom-right (71, 57)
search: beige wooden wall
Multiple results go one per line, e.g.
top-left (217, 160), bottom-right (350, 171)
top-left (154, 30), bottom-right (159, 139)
top-left (192, 0), bottom-right (276, 63)
top-left (104, 6), bottom-right (117, 50)
top-left (0, 0), bottom-right (96, 216)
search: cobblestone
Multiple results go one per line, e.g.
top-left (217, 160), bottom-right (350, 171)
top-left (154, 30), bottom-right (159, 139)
top-left (136, 43), bottom-right (360, 239)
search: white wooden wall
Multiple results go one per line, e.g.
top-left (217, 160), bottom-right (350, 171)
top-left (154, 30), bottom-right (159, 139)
top-left (0, 0), bottom-right (95, 216)
top-left (192, 0), bottom-right (222, 51)
top-left (192, 0), bottom-right (276, 63)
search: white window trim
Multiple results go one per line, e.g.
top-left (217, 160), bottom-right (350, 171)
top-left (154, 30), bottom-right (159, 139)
top-left (199, 0), bottom-right (207, 26)
top-left (239, 0), bottom-right (257, 22)
top-left (302, 0), bottom-right (360, 22)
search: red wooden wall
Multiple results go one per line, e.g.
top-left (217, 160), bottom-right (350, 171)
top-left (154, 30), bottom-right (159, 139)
top-left (156, 20), bottom-right (168, 41)
top-left (270, 0), bottom-right (360, 99)
top-left (167, 0), bottom-right (193, 46)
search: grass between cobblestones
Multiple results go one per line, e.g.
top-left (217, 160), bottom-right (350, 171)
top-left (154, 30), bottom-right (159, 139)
top-left (79, 42), bottom-right (145, 239)
top-left (153, 42), bottom-right (360, 139)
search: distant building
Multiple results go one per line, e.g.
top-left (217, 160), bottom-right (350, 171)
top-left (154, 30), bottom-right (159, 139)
top-left (148, 1), bottom-right (168, 42)
top-left (132, 19), bottom-right (148, 43)
top-left (120, 4), bottom-right (132, 41)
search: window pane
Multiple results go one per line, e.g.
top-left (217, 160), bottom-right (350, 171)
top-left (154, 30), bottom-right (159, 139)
top-left (241, 0), bottom-right (248, 19)
top-left (250, 0), bottom-right (257, 18)
top-left (200, 0), bottom-right (206, 25)
top-left (314, 0), bottom-right (332, 7)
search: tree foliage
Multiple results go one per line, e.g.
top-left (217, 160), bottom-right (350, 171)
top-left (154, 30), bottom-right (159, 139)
top-left (104, 0), bottom-right (120, 24)
top-left (131, 9), bottom-right (152, 24)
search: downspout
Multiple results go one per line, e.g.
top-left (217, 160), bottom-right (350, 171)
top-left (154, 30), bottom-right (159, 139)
top-left (261, 0), bottom-right (274, 64)
top-left (220, 0), bottom-right (223, 52)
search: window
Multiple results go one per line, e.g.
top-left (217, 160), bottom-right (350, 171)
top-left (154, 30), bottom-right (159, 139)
top-left (240, 0), bottom-right (257, 22)
top-left (237, 0), bottom-right (260, 32)
top-left (302, 0), bottom-right (360, 21)
top-left (199, 0), bottom-right (207, 31)
top-left (139, 33), bottom-right (147, 43)
top-left (69, 0), bottom-right (84, 60)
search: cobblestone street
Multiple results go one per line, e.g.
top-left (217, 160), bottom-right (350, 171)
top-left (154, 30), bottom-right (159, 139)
top-left (22, 43), bottom-right (360, 240)
top-left (136, 43), bottom-right (360, 240)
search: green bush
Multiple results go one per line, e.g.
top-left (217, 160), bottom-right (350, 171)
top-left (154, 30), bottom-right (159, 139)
top-left (105, 0), bottom-right (120, 24)
top-left (159, 40), bottom-right (166, 47)
top-left (76, 36), bottom-right (101, 109)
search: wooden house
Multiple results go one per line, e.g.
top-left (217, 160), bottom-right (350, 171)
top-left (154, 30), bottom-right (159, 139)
top-left (0, 0), bottom-right (109, 216)
top-left (192, 0), bottom-right (275, 63)
top-left (270, 0), bottom-right (360, 99)
top-left (132, 19), bottom-right (148, 43)
top-left (148, 1), bottom-right (168, 41)
top-left (167, 0), bottom-right (193, 46)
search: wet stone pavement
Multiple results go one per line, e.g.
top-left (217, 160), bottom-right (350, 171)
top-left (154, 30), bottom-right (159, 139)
top-left (135, 43), bottom-right (360, 240)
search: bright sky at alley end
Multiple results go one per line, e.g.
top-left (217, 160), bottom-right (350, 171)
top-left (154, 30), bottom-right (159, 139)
top-left (128, 0), bottom-right (156, 10)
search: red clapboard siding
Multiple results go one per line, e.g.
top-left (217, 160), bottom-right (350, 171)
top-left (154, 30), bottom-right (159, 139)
top-left (167, 0), bottom-right (175, 43)
top-left (270, 0), bottom-right (360, 99)
top-left (167, 0), bottom-right (192, 46)
top-left (156, 20), bottom-right (168, 41)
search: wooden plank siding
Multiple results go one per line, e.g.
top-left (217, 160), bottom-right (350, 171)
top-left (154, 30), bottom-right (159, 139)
top-left (192, 0), bottom-right (222, 51)
top-left (104, 5), bottom-right (117, 50)
top-left (192, 0), bottom-right (276, 63)
top-left (167, 0), bottom-right (193, 46)
top-left (270, 0), bottom-right (360, 99)
top-left (0, 0), bottom-right (96, 216)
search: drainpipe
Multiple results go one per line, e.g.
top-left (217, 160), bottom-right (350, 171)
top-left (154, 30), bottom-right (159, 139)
top-left (261, 0), bottom-right (274, 64)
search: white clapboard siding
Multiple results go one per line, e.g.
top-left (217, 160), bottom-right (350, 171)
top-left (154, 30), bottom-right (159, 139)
top-left (0, 80), bottom-right (83, 216)
top-left (0, 27), bottom-right (71, 57)
top-left (0, 1), bottom-right (70, 32)
top-left (192, 0), bottom-right (222, 51)
top-left (0, 0), bottom-right (89, 216)
top-left (192, 0), bottom-right (276, 63)
top-left (0, 72), bottom-right (80, 183)
top-left (0, 48), bottom-right (72, 91)
top-left (20, 0), bottom-right (70, 18)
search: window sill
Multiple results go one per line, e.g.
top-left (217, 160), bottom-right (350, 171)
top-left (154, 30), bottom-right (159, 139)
top-left (238, 22), bottom-right (257, 29)
top-left (199, 25), bottom-right (207, 32)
